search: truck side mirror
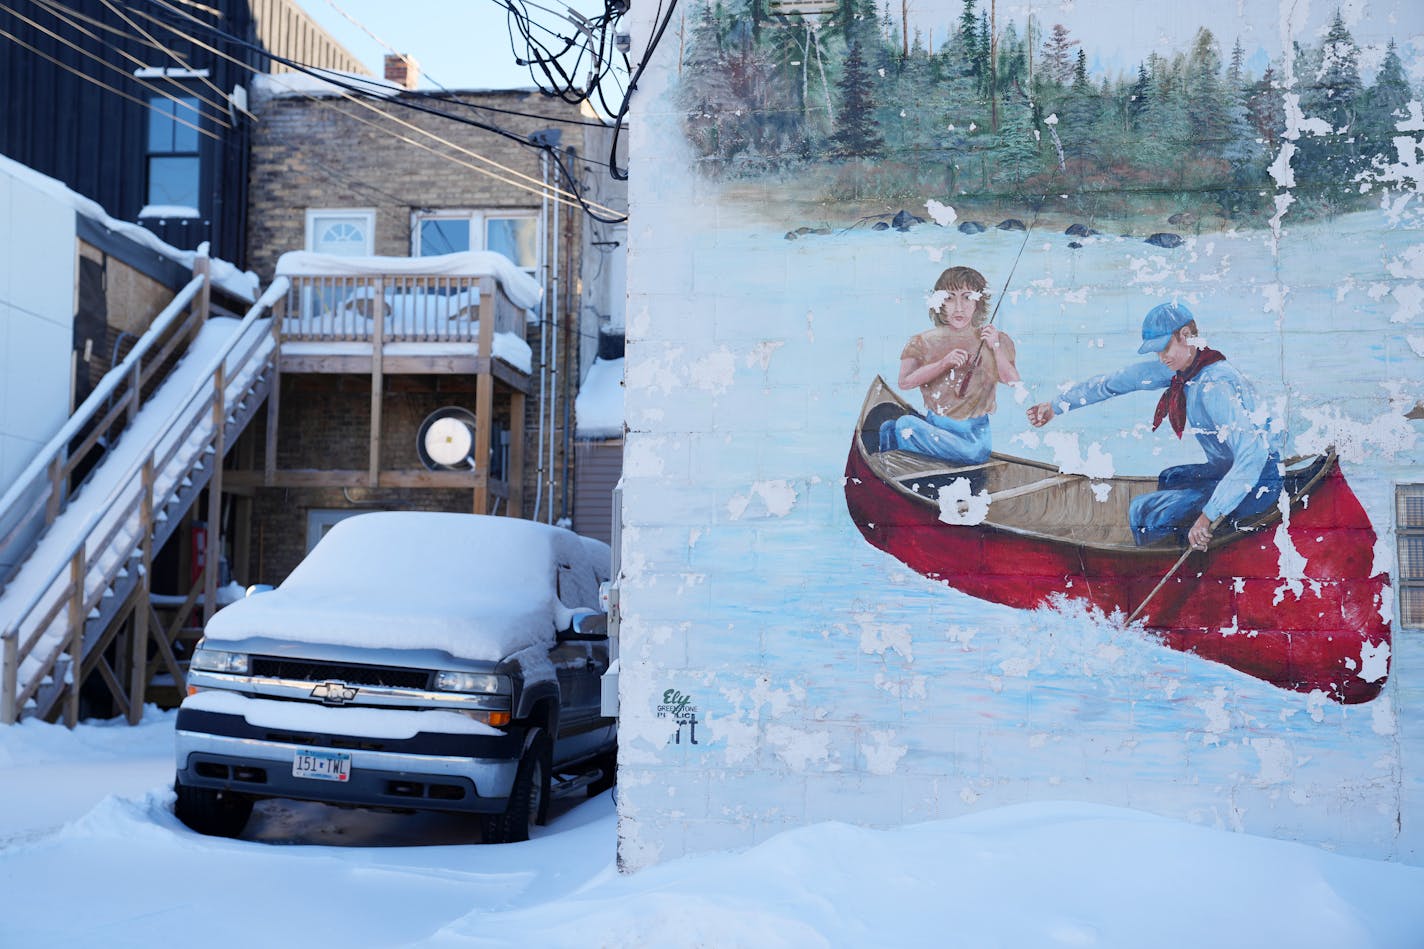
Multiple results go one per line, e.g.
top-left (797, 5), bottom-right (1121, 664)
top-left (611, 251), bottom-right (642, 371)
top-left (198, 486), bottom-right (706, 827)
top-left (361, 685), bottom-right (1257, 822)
top-left (559, 609), bottom-right (608, 641)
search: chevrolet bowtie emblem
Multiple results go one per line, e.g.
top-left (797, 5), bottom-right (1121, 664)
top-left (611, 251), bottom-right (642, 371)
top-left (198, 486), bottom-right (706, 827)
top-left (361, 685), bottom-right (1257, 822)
top-left (311, 681), bottom-right (359, 705)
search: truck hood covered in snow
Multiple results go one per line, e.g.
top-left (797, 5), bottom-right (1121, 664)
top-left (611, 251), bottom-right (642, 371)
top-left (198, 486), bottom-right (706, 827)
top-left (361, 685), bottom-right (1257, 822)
top-left (204, 512), bottom-right (579, 661)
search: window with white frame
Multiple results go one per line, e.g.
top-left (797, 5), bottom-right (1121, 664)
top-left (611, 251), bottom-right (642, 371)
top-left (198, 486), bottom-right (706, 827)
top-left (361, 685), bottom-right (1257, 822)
top-left (1399, 485), bottom-right (1424, 629)
top-left (305, 209), bottom-right (376, 256)
top-left (412, 210), bottom-right (539, 272)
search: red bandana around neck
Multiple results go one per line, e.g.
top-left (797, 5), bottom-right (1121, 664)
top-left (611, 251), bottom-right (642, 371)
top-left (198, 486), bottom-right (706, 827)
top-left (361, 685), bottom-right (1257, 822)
top-left (1152, 348), bottom-right (1226, 438)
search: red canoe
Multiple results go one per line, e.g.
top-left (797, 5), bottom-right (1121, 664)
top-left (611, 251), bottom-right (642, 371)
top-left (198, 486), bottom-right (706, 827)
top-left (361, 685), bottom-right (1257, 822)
top-left (844, 378), bottom-right (1391, 704)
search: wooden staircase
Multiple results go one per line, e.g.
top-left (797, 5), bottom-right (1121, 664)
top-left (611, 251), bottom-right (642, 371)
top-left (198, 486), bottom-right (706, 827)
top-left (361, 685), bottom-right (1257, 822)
top-left (0, 262), bottom-right (290, 725)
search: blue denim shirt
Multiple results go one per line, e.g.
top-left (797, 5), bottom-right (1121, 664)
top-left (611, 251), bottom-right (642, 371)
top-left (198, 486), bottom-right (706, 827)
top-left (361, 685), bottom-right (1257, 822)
top-left (1053, 359), bottom-right (1283, 520)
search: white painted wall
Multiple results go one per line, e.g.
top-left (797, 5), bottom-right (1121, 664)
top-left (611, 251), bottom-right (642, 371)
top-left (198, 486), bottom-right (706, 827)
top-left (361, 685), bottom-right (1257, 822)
top-left (0, 160), bottom-right (75, 490)
top-left (617, 1), bottom-right (1424, 871)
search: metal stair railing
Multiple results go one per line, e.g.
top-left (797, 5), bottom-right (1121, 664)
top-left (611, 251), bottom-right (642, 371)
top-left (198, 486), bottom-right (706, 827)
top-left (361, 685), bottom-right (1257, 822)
top-left (0, 277), bottom-right (290, 726)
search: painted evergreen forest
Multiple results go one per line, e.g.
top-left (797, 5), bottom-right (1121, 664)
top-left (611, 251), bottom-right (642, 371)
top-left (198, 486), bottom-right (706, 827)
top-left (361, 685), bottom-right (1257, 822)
top-left (677, 0), bottom-right (1417, 222)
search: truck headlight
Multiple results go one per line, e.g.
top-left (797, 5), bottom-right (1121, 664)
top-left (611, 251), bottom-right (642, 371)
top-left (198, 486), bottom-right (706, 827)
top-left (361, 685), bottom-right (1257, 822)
top-left (190, 646), bottom-right (250, 674)
top-left (435, 672), bottom-right (508, 694)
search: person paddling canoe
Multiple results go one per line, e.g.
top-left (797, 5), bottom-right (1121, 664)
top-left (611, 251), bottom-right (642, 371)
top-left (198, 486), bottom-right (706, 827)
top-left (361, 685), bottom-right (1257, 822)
top-left (1026, 302), bottom-right (1284, 549)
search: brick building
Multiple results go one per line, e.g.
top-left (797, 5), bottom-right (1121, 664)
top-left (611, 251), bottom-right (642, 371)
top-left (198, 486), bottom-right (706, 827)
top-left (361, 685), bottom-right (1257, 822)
top-left (235, 67), bottom-right (625, 583)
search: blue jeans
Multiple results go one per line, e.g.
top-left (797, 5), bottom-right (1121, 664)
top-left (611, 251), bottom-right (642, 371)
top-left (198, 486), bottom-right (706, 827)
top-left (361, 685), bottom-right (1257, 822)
top-left (1129, 453), bottom-right (1283, 546)
top-left (879, 412), bottom-right (991, 465)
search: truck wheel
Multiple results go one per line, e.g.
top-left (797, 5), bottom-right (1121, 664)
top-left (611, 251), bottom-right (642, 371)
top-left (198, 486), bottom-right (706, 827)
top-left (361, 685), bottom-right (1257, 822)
top-left (483, 728), bottom-right (551, 844)
top-left (587, 745), bottom-right (617, 797)
top-left (174, 779), bottom-right (253, 838)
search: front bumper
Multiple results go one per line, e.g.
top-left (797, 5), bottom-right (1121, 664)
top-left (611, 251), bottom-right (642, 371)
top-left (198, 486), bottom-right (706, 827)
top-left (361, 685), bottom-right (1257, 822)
top-left (175, 706), bottom-right (524, 815)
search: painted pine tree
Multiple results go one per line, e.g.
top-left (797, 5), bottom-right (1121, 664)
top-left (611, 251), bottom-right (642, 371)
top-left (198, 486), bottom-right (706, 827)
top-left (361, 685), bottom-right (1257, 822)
top-left (831, 39), bottom-right (885, 157)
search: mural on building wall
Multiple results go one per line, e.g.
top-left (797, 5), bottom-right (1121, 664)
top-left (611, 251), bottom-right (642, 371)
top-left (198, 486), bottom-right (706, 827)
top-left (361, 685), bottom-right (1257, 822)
top-left (670, 2), bottom-right (1415, 705)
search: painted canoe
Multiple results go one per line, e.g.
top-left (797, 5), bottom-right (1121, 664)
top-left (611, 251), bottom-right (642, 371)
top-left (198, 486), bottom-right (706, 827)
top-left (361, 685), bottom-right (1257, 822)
top-left (844, 377), bottom-right (1391, 704)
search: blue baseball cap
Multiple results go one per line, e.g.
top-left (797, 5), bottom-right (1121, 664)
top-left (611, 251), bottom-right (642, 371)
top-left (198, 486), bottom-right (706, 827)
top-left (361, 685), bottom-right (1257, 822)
top-left (1137, 302), bottom-right (1195, 354)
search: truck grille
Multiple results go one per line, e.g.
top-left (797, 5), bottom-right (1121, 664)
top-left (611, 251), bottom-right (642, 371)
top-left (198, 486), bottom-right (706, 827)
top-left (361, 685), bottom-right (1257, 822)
top-left (250, 657), bottom-right (432, 690)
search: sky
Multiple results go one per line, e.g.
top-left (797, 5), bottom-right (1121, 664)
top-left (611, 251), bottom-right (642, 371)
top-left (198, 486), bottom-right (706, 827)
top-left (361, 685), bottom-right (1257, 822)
top-left (2, 709), bottom-right (1422, 947)
top-left (293, 0), bottom-right (606, 90)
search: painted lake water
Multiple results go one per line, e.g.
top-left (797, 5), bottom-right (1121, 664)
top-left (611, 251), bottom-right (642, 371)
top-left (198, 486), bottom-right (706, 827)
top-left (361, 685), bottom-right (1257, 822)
top-left (619, 193), bottom-right (1424, 860)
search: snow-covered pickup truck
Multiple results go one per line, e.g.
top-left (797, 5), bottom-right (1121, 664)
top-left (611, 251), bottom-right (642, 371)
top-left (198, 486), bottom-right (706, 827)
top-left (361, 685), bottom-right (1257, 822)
top-left (173, 512), bottom-right (615, 843)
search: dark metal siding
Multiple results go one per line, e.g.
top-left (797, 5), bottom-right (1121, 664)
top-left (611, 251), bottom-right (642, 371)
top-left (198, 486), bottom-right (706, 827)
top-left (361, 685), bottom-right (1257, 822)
top-left (0, 1), bottom-right (264, 265)
top-left (1, 1), bottom-right (359, 268)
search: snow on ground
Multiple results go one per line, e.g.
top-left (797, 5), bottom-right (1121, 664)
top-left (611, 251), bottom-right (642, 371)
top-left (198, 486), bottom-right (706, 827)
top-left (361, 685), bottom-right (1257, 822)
top-left (1, 712), bottom-right (1421, 948)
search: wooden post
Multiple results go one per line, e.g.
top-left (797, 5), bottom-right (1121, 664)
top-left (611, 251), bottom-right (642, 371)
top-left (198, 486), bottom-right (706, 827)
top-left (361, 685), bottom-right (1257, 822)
top-left (203, 365), bottom-right (225, 627)
top-left (475, 278), bottom-right (496, 515)
top-left (193, 252), bottom-right (212, 329)
top-left (265, 296), bottom-right (283, 486)
top-left (128, 360), bottom-right (142, 426)
top-left (508, 391), bottom-right (525, 517)
top-left (369, 279), bottom-right (385, 487)
top-left (2, 627), bottom-right (17, 725)
top-left (233, 431), bottom-right (254, 587)
top-left (45, 454), bottom-right (64, 526)
top-left (66, 550), bottom-right (84, 728)
top-left (129, 459), bottom-right (155, 724)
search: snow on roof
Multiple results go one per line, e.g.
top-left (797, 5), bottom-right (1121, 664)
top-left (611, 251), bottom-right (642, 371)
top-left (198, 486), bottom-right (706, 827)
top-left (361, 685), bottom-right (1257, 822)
top-left (274, 250), bottom-right (543, 311)
top-left (250, 70), bottom-right (400, 104)
top-left (203, 512), bottom-right (602, 661)
top-left (0, 153), bottom-right (257, 302)
top-left (575, 357), bottom-right (624, 439)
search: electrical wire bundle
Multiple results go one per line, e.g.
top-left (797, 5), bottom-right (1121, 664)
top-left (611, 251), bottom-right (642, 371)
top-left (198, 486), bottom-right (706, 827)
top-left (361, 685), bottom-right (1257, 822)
top-left (493, 0), bottom-right (680, 181)
top-left (2, 0), bottom-right (635, 220)
top-left (500, 0), bottom-right (628, 113)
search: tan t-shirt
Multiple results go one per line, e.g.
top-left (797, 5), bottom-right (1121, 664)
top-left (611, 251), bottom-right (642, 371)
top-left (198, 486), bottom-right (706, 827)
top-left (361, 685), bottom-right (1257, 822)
top-left (901, 325), bottom-right (1017, 420)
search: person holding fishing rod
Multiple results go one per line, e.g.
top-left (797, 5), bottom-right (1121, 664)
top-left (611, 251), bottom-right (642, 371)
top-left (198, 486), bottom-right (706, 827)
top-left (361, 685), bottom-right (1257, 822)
top-left (1025, 301), bottom-right (1285, 551)
top-left (879, 265), bottom-right (1021, 465)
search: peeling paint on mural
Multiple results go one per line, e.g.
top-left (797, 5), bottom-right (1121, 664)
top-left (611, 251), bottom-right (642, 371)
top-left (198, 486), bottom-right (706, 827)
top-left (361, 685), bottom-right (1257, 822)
top-left (675, 1), bottom-right (1412, 701)
top-left (619, 0), bottom-right (1424, 868)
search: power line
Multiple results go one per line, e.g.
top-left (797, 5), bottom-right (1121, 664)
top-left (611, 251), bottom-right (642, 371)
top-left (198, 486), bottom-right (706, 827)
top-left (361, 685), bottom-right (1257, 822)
top-left (0, 22), bottom-right (220, 140)
top-left (7, 0), bottom-right (628, 221)
top-left (96, 0), bottom-right (234, 110)
top-left (316, 0), bottom-right (452, 93)
top-left (606, 0), bottom-right (679, 180)
top-left (133, 0), bottom-right (625, 220)
top-left (2, 0), bottom-right (230, 128)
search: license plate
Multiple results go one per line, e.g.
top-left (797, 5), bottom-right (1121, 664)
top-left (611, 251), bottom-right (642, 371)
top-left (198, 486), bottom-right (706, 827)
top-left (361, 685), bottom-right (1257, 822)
top-left (292, 747), bottom-right (351, 782)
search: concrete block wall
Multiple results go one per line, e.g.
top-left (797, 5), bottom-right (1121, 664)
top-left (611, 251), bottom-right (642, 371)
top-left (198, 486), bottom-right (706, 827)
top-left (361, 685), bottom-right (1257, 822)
top-left (616, 1), bottom-right (1424, 869)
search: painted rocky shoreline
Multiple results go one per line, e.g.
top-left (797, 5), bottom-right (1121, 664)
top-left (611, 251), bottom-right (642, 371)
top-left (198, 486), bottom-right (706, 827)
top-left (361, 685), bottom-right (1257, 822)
top-left (785, 208), bottom-right (1194, 249)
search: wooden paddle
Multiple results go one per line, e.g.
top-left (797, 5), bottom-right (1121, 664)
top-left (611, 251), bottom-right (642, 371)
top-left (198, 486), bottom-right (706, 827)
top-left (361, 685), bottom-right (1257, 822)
top-left (1127, 516), bottom-right (1225, 624)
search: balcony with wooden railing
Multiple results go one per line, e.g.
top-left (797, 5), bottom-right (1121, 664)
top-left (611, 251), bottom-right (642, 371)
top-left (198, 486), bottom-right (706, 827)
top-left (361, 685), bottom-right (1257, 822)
top-left (226, 253), bottom-right (539, 516)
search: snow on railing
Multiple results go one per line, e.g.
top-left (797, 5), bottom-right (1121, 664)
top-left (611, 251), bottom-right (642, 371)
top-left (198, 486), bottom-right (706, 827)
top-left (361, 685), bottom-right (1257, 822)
top-left (0, 278), bottom-right (289, 726)
top-left (0, 273), bottom-right (207, 590)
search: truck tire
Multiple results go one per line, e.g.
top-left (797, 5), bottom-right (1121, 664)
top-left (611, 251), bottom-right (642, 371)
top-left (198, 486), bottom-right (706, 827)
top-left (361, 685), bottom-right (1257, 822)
top-left (174, 779), bottom-right (253, 838)
top-left (483, 728), bottom-right (551, 844)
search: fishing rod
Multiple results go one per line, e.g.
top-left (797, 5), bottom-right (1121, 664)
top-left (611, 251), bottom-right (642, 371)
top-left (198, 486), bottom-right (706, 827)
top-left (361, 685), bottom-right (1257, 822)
top-left (955, 202), bottom-right (1042, 398)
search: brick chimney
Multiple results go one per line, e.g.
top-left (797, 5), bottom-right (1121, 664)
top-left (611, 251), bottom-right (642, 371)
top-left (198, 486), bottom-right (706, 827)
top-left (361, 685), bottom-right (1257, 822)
top-left (384, 54), bottom-right (419, 90)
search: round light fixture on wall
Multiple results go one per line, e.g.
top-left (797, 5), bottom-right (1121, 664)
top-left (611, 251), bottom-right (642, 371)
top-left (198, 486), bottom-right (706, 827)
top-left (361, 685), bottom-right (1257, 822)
top-left (417, 407), bottom-right (478, 471)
